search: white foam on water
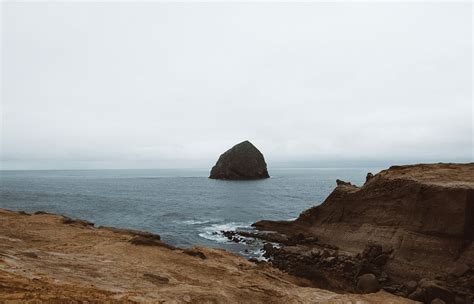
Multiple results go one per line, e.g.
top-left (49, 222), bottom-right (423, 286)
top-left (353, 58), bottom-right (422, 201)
top-left (240, 247), bottom-right (269, 261)
top-left (181, 219), bottom-right (215, 225)
top-left (198, 222), bottom-right (249, 243)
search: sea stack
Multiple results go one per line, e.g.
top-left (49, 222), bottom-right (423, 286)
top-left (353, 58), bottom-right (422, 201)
top-left (209, 140), bottom-right (270, 180)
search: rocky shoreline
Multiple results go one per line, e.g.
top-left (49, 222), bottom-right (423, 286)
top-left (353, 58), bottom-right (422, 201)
top-left (223, 163), bottom-right (474, 304)
top-left (0, 208), bottom-right (411, 303)
top-left (223, 228), bottom-right (473, 303)
top-left (1, 163), bottom-right (472, 303)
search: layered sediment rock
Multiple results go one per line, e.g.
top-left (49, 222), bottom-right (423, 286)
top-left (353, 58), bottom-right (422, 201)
top-left (252, 163), bottom-right (474, 303)
top-left (209, 140), bottom-right (269, 180)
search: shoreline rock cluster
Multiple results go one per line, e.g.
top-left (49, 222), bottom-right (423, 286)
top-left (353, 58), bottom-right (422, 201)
top-left (222, 232), bottom-right (473, 304)
top-left (225, 163), bottom-right (474, 304)
top-left (222, 231), bottom-right (395, 293)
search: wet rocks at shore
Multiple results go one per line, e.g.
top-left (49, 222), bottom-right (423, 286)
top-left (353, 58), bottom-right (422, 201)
top-left (261, 241), bottom-right (392, 294)
top-left (221, 230), bottom-right (318, 246)
top-left (209, 140), bottom-right (270, 180)
top-left (222, 228), bottom-right (397, 293)
top-left (232, 228), bottom-right (473, 303)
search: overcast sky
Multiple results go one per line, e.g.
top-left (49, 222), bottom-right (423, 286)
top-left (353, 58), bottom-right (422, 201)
top-left (1, 2), bottom-right (472, 170)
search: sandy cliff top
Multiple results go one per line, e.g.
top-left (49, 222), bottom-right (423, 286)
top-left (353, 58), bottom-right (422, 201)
top-left (376, 163), bottom-right (474, 188)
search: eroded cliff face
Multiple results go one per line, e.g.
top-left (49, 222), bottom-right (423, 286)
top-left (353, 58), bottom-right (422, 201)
top-left (298, 164), bottom-right (473, 237)
top-left (295, 164), bottom-right (474, 272)
top-left (253, 163), bottom-right (474, 303)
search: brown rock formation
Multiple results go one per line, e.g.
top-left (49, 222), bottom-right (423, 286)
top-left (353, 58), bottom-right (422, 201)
top-left (210, 140), bottom-right (270, 180)
top-left (0, 209), bottom-right (412, 303)
top-left (253, 163), bottom-right (474, 303)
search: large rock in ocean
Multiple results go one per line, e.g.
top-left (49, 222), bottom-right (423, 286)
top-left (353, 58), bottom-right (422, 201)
top-left (209, 141), bottom-right (270, 180)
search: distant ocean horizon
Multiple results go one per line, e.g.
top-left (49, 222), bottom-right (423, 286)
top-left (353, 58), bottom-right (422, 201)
top-left (0, 168), bottom-right (379, 258)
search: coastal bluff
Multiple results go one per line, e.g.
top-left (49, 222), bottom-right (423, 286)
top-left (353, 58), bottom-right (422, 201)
top-left (252, 163), bottom-right (474, 303)
top-left (209, 140), bottom-right (270, 180)
top-left (0, 209), bottom-right (411, 303)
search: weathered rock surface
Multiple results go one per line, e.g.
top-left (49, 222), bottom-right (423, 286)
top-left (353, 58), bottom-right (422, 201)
top-left (0, 209), bottom-right (412, 303)
top-left (210, 140), bottom-right (269, 180)
top-left (252, 163), bottom-right (474, 303)
top-left (357, 273), bottom-right (381, 293)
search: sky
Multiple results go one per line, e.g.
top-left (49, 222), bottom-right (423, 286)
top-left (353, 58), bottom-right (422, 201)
top-left (1, 2), bottom-right (472, 170)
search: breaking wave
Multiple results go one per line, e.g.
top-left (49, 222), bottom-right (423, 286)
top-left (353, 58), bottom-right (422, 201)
top-left (198, 222), bottom-right (250, 243)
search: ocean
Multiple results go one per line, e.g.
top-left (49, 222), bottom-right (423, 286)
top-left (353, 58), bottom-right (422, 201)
top-left (0, 168), bottom-right (377, 259)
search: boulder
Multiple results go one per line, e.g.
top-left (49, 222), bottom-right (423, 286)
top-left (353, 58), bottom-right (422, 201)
top-left (209, 141), bottom-right (269, 180)
top-left (323, 256), bottom-right (336, 264)
top-left (263, 243), bottom-right (276, 258)
top-left (366, 172), bottom-right (374, 183)
top-left (404, 280), bottom-right (418, 294)
top-left (408, 289), bottom-right (424, 301)
top-left (418, 279), bottom-right (455, 304)
top-left (336, 179), bottom-right (353, 186)
top-left (357, 273), bottom-right (380, 293)
top-left (449, 263), bottom-right (470, 277)
top-left (373, 254), bottom-right (390, 266)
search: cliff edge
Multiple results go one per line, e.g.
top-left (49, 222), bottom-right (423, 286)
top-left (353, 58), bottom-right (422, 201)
top-left (253, 163), bottom-right (474, 303)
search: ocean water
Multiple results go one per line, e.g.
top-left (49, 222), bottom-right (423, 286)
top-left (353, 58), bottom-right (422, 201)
top-left (0, 168), bottom-right (377, 258)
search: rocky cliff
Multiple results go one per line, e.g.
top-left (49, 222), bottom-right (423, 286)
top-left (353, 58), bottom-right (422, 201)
top-left (252, 163), bottom-right (474, 303)
top-left (210, 140), bottom-right (270, 180)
